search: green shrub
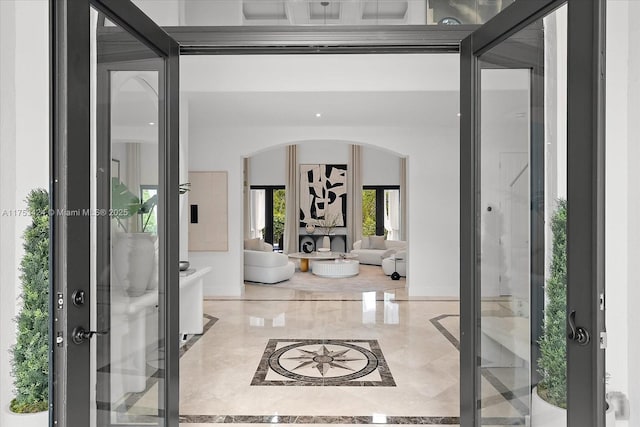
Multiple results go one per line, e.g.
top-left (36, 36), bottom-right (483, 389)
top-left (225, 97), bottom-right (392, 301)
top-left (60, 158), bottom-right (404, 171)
top-left (10, 189), bottom-right (49, 413)
top-left (537, 199), bottom-right (567, 408)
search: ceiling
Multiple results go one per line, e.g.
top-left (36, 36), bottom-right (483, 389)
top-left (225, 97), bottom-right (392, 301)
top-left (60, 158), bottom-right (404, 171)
top-left (131, 0), bottom-right (515, 27)
top-left (181, 54), bottom-right (527, 132)
top-left (182, 53), bottom-right (460, 131)
top-left (187, 91), bottom-right (460, 128)
top-left (110, 54), bottom-right (528, 138)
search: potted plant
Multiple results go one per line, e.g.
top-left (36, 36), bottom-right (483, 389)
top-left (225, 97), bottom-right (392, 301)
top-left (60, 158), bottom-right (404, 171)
top-left (533, 199), bottom-right (615, 426)
top-left (532, 199), bottom-right (567, 426)
top-left (8, 189), bottom-right (49, 425)
top-left (111, 180), bottom-right (192, 296)
top-left (111, 178), bottom-right (158, 297)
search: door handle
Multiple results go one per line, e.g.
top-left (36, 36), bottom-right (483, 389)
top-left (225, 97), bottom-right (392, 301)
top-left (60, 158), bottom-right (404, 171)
top-left (567, 310), bottom-right (590, 345)
top-left (72, 327), bottom-right (108, 345)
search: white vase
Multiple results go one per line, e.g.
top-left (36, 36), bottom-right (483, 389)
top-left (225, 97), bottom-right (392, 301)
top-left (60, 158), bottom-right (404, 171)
top-left (322, 235), bottom-right (331, 250)
top-left (113, 232), bottom-right (156, 297)
top-left (532, 386), bottom-right (616, 427)
top-left (147, 235), bottom-right (159, 291)
top-left (531, 386), bottom-right (566, 427)
top-left (4, 405), bottom-right (48, 427)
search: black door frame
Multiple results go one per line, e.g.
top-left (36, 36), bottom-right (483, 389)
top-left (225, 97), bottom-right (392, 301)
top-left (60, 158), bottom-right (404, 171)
top-left (52, 1), bottom-right (605, 426)
top-left (460, 1), bottom-right (606, 426)
top-left (362, 185), bottom-right (401, 237)
top-left (249, 185), bottom-right (286, 247)
top-left (51, 1), bottom-right (179, 425)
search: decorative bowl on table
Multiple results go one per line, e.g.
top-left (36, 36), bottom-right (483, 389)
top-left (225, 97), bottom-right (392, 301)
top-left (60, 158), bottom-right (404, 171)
top-left (179, 261), bottom-right (190, 271)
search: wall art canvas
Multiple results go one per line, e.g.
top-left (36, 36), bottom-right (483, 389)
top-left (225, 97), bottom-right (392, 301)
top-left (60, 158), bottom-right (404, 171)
top-left (299, 164), bottom-right (347, 227)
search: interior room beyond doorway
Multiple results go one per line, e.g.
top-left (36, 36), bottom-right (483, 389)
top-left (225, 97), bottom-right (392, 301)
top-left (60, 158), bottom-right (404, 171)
top-left (181, 53), bottom-right (462, 298)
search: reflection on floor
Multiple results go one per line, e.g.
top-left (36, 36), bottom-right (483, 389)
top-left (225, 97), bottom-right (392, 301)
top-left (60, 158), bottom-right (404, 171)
top-left (114, 284), bottom-right (529, 426)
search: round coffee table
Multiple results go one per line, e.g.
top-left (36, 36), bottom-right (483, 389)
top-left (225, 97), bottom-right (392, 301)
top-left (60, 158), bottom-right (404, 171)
top-left (288, 252), bottom-right (357, 273)
top-left (311, 259), bottom-right (360, 278)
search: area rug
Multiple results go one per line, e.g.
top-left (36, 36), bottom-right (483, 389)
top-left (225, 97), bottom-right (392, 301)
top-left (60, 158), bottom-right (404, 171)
top-left (248, 264), bottom-right (405, 293)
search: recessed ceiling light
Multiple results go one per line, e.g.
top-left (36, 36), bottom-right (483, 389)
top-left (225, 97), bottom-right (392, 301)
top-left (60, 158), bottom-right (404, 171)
top-left (148, 122), bottom-right (155, 126)
top-left (315, 113), bottom-right (322, 118)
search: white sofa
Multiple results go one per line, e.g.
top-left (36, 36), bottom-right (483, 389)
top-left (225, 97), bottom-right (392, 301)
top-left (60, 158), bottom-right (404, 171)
top-left (351, 237), bottom-right (406, 266)
top-left (382, 251), bottom-right (407, 277)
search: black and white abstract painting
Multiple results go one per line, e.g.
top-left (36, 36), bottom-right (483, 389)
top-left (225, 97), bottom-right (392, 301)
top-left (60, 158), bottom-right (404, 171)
top-left (299, 164), bottom-right (347, 227)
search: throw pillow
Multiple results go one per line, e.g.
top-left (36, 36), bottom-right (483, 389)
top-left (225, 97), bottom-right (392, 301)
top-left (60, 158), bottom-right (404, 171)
top-left (369, 235), bottom-right (386, 250)
top-left (360, 236), bottom-right (370, 249)
top-left (244, 238), bottom-right (264, 251)
top-left (380, 248), bottom-right (397, 260)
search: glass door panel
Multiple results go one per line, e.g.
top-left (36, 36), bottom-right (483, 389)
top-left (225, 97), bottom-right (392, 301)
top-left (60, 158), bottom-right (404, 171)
top-left (52, 1), bottom-right (179, 426)
top-left (475, 4), bottom-right (567, 426)
top-left (93, 7), bottom-right (166, 425)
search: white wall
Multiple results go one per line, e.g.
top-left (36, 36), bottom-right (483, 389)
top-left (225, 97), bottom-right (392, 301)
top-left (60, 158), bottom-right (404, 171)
top-left (188, 123), bottom-right (459, 297)
top-left (250, 144), bottom-right (401, 187)
top-left (606, 2), bottom-right (639, 423)
top-left (362, 146), bottom-right (401, 186)
top-left (297, 140), bottom-right (351, 165)
top-left (0, 0), bottom-right (49, 422)
top-left (249, 146), bottom-right (286, 185)
top-left (626, 1), bottom-right (640, 417)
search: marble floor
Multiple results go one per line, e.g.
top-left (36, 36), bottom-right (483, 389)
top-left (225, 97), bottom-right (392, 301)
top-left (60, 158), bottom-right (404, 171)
top-left (171, 285), bottom-right (530, 426)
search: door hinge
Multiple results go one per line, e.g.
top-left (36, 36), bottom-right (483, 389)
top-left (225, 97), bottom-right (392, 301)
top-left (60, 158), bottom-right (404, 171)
top-left (56, 292), bottom-right (64, 310)
top-left (600, 332), bottom-right (608, 349)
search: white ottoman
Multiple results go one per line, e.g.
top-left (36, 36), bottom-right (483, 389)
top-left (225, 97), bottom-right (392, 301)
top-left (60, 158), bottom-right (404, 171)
top-left (311, 260), bottom-right (360, 278)
top-left (382, 256), bottom-right (406, 277)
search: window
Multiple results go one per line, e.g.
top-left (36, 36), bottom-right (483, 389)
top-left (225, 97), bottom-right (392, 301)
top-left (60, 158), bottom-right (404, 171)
top-left (250, 186), bottom-right (286, 251)
top-left (362, 186), bottom-right (400, 239)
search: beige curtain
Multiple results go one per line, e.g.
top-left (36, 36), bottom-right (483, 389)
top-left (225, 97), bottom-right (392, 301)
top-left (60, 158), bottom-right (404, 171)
top-left (284, 145), bottom-right (299, 254)
top-left (348, 145), bottom-right (363, 250)
top-left (400, 157), bottom-right (407, 241)
top-left (243, 157), bottom-right (251, 239)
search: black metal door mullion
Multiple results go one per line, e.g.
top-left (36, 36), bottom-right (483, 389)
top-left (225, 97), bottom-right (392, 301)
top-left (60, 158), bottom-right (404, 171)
top-left (51, 1), bottom-right (92, 426)
top-left (566, 1), bottom-right (606, 425)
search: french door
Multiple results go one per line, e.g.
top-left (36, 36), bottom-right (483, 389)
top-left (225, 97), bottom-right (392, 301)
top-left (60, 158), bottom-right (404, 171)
top-left (51, 1), bottom-right (179, 426)
top-left (460, 1), bottom-right (605, 427)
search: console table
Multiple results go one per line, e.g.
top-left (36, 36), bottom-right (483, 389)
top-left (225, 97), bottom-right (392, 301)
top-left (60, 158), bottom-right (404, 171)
top-left (110, 266), bottom-right (212, 399)
top-left (299, 234), bottom-right (347, 253)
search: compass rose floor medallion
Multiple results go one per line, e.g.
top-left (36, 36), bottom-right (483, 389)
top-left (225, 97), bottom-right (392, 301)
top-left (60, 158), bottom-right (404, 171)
top-left (251, 339), bottom-right (396, 386)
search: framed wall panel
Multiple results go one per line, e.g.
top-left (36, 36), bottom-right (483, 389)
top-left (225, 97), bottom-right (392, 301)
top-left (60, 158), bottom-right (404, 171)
top-left (188, 171), bottom-right (228, 251)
